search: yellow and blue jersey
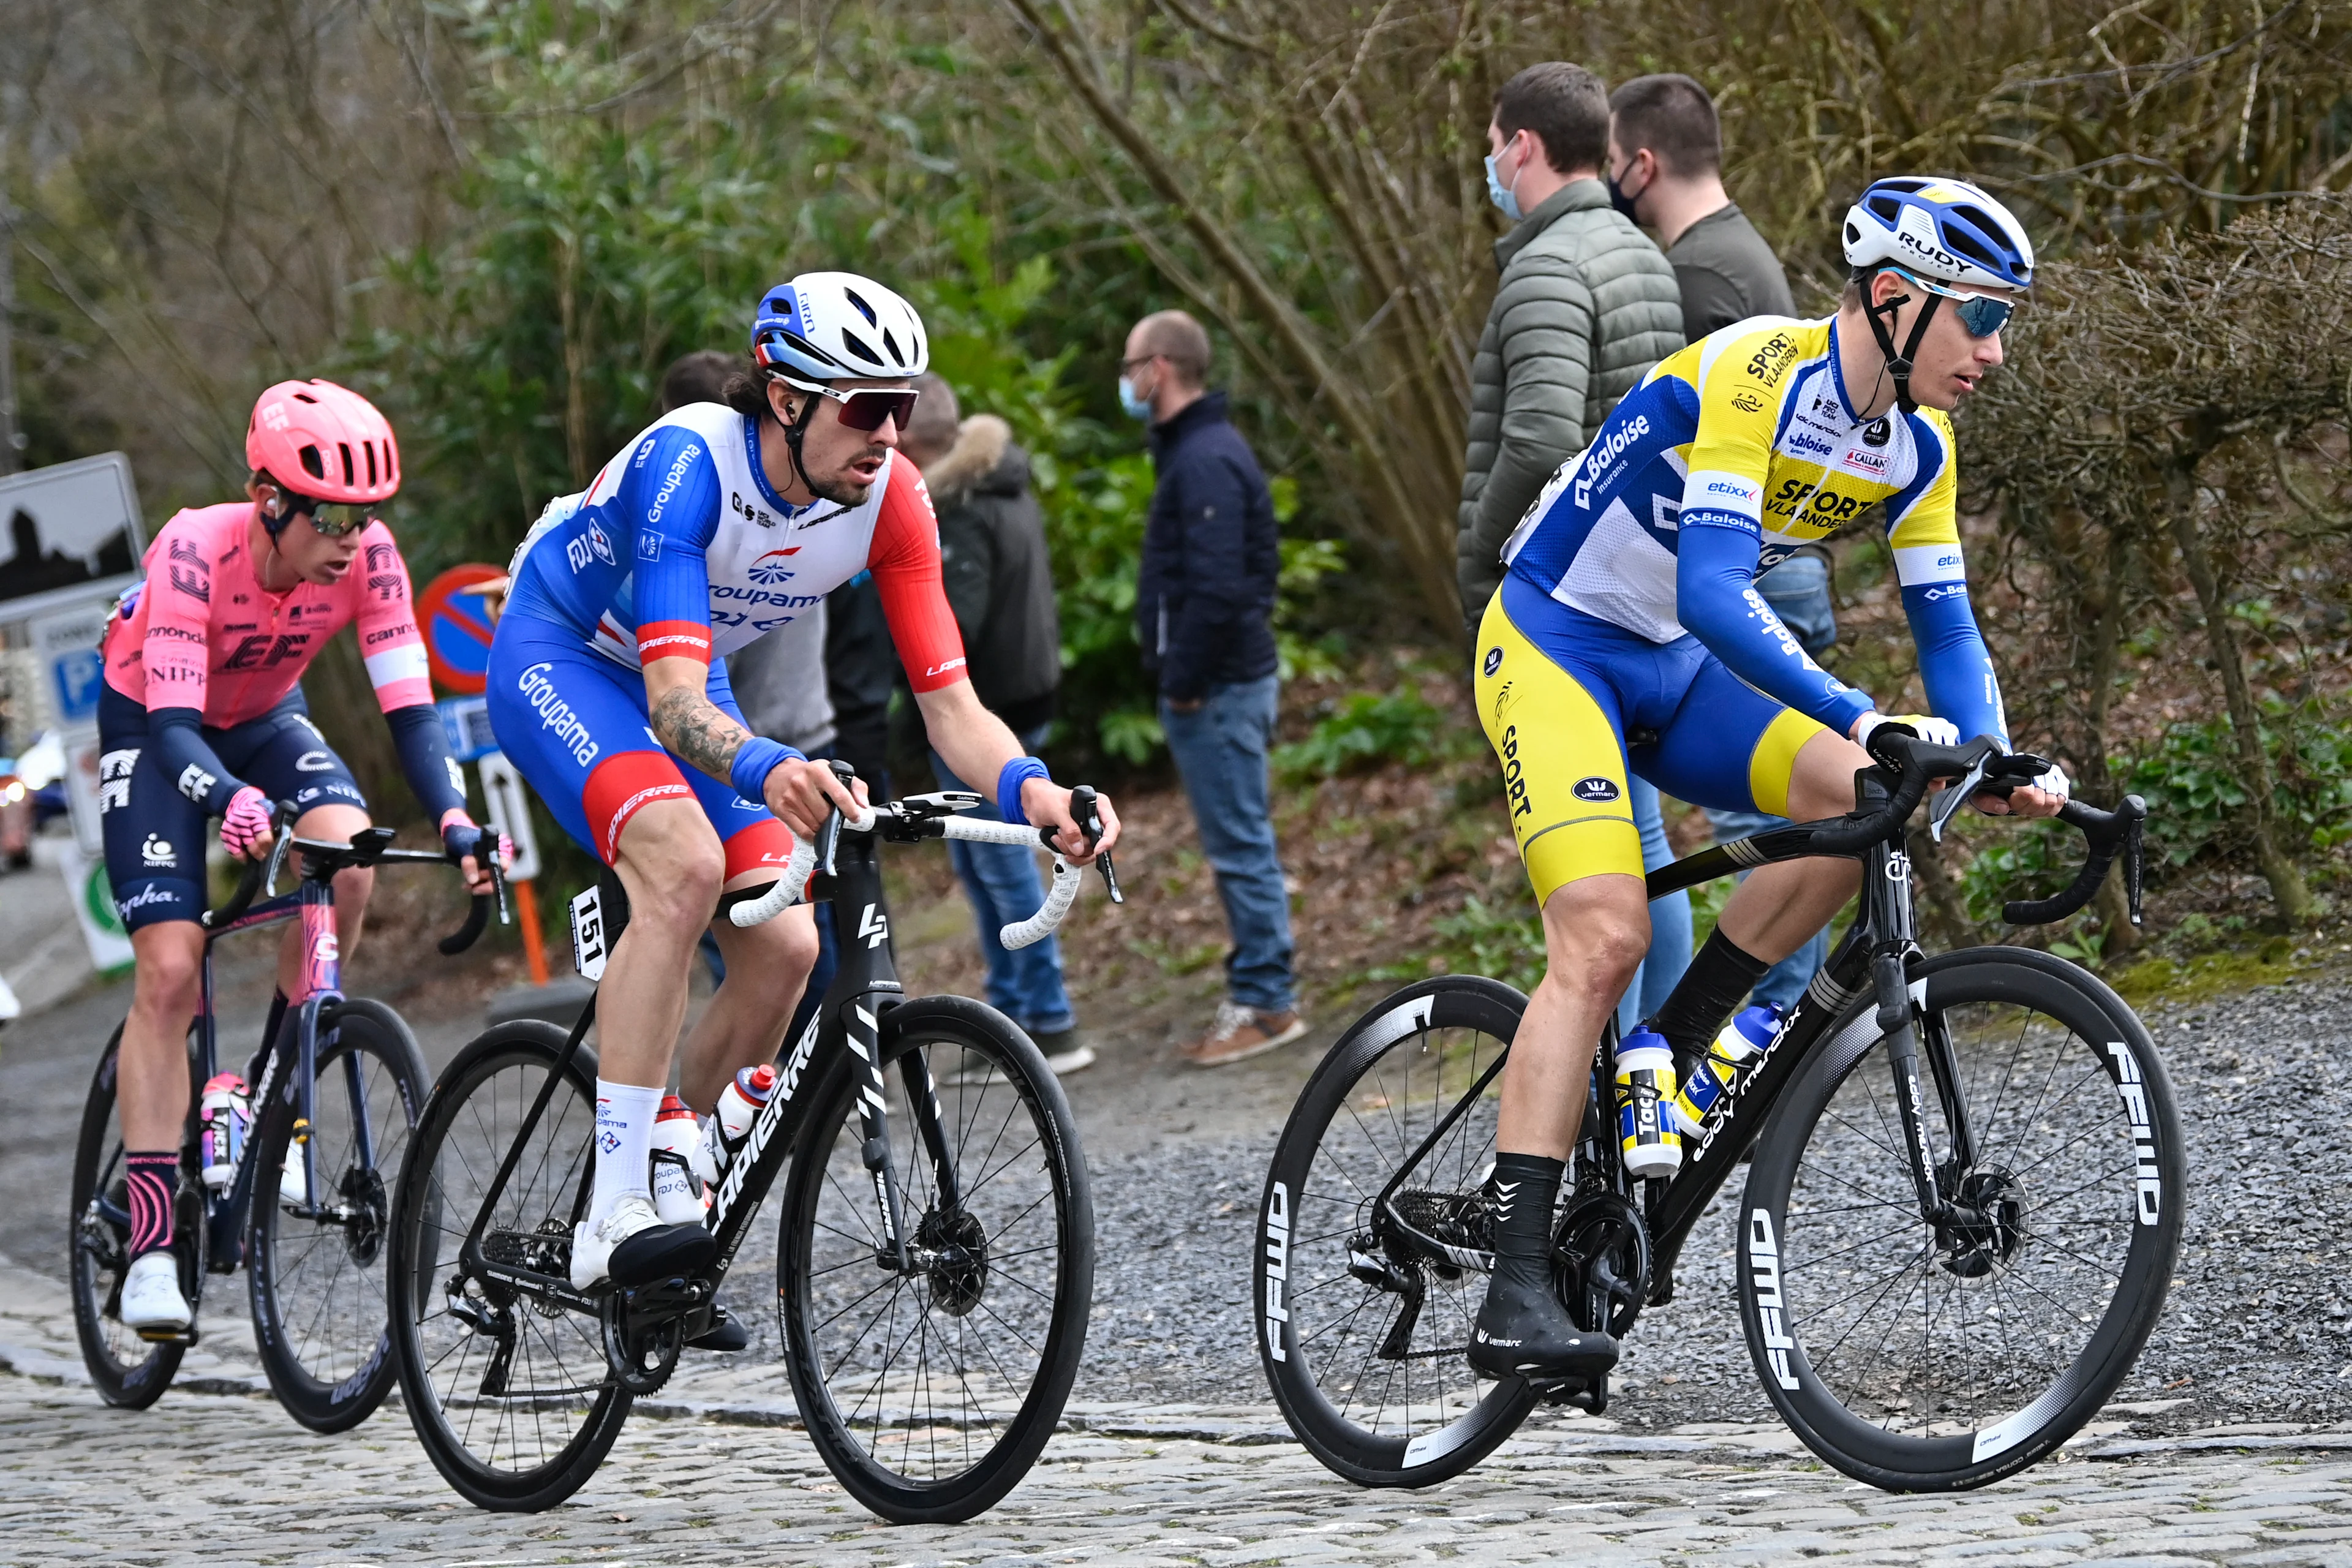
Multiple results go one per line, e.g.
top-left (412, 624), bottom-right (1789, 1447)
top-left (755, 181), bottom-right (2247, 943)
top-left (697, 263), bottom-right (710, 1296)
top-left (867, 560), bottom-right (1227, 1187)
top-left (1499, 316), bottom-right (2005, 746)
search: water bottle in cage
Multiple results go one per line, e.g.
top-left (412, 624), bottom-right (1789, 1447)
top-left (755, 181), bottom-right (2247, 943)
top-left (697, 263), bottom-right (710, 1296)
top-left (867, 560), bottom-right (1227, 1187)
top-left (1673, 1003), bottom-right (1783, 1134)
top-left (198, 1073), bottom-right (250, 1190)
top-left (1613, 1028), bottom-right (1683, 1178)
top-left (695, 1063), bottom-right (778, 1185)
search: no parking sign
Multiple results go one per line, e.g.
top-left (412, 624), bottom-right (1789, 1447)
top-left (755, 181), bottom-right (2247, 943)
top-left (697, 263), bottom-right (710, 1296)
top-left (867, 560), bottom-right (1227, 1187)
top-left (417, 564), bottom-right (504, 695)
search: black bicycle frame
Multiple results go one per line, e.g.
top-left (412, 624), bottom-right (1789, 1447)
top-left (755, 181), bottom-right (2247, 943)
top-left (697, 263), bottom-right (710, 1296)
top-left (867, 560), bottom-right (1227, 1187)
top-left (459, 817), bottom-right (950, 1316)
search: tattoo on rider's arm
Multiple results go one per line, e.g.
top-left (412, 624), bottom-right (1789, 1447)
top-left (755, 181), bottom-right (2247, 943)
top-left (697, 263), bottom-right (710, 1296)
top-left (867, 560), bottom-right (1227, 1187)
top-left (650, 685), bottom-right (747, 780)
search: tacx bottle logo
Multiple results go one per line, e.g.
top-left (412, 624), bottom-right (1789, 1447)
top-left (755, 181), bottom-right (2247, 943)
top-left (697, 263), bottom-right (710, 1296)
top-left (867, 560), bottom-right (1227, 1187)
top-left (1572, 777), bottom-right (1621, 803)
top-left (141, 834), bottom-right (178, 867)
top-left (1482, 646), bottom-right (1503, 677)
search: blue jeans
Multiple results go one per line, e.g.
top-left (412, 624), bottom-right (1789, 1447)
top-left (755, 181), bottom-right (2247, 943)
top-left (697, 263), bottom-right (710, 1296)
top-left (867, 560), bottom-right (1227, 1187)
top-left (930, 726), bottom-right (1076, 1036)
top-left (1705, 804), bottom-right (1831, 1013)
top-left (1161, 676), bottom-right (1295, 1013)
top-left (1616, 776), bottom-right (1693, 1038)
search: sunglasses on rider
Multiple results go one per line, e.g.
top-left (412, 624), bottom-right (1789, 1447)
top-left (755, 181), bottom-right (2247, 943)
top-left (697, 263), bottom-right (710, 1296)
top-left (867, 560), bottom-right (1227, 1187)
top-left (775, 375), bottom-right (921, 434)
top-left (1888, 268), bottom-right (2019, 338)
top-left (273, 489), bottom-right (379, 537)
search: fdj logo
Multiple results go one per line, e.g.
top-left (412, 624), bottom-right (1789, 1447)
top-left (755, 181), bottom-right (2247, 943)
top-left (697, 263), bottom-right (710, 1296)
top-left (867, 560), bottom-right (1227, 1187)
top-left (1573, 776), bottom-right (1621, 803)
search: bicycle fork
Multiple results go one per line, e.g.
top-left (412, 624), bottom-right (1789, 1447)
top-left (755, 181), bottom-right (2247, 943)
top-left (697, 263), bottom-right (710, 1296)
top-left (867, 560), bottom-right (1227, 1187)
top-left (1865, 835), bottom-right (1978, 1246)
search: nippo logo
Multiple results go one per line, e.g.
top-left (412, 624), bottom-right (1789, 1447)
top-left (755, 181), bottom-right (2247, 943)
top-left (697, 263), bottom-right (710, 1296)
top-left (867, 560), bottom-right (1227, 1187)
top-left (747, 548), bottom-right (802, 584)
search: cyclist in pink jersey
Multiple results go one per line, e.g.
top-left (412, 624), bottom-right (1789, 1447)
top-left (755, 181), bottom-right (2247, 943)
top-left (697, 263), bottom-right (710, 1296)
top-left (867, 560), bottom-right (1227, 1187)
top-left (97, 379), bottom-right (502, 1332)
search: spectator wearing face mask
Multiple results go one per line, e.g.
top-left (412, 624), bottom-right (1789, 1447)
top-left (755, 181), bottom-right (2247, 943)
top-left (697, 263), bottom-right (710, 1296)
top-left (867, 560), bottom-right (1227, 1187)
top-left (1460, 61), bottom-right (1690, 1030)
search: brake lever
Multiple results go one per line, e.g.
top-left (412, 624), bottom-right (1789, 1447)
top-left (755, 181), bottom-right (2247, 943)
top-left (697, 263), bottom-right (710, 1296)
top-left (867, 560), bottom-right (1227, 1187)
top-left (1071, 785), bottom-right (1124, 905)
top-left (1927, 756), bottom-right (1989, 842)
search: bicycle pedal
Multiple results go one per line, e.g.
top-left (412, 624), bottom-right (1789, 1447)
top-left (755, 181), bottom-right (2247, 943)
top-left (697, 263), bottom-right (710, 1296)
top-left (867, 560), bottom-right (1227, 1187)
top-left (135, 1325), bottom-right (198, 1346)
top-left (1532, 1371), bottom-right (1607, 1412)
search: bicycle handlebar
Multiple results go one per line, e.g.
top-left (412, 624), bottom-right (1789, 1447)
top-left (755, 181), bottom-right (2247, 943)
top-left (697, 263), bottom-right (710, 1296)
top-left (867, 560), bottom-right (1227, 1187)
top-left (2001, 794), bottom-right (2147, 927)
top-left (203, 800), bottom-right (511, 954)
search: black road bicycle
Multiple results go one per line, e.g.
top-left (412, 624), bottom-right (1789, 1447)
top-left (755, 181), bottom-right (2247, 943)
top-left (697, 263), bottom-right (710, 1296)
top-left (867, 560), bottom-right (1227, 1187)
top-left (1256, 729), bottom-right (2184, 1492)
top-left (72, 801), bottom-right (502, 1431)
top-left (386, 772), bottom-right (1118, 1521)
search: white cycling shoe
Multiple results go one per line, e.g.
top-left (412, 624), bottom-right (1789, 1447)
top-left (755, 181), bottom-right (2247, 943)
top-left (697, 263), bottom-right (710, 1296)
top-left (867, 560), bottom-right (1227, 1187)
top-left (120, 1252), bottom-right (192, 1334)
top-left (569, 1193), bottom-right (715, 1292)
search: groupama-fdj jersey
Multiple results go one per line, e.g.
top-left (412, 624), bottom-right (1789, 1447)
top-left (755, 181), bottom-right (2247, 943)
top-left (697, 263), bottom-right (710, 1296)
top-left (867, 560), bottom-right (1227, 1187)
top-left (1476, 315), bottom-right (2010, 903)
top-left (95, 503), bottom-right (467, 929)
top-left (489, 401), bottom-right (966, 870)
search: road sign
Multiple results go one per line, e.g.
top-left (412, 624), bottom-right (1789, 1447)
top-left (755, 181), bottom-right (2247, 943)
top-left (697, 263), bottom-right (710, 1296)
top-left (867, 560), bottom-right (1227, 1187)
top-left (0, 453), bottom-right (146, 625)
top-left (32, 599), bottom-right (113, 727)
top-left (437, 694), bottom-right (497, 762)
top-left (59, 729), bottom-right (105, 858)
top-left (417, 564), bottom-right (503, 695)
top-left (476, 748), bottom-right (541, 882)
top-left (55, 837), bottom-right (135, 974)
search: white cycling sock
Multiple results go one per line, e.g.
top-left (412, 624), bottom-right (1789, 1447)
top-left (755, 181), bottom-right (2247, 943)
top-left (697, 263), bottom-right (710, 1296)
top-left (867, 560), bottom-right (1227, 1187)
top-left (589, 1079), bottom-right (662, 1228)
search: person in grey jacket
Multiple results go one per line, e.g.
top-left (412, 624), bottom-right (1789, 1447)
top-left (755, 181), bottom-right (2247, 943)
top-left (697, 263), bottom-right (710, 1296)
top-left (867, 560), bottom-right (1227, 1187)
top-left (1461, 61), bottom-right (1692, 1028)
top-left (1457, 61), bottom-right (1687, 631)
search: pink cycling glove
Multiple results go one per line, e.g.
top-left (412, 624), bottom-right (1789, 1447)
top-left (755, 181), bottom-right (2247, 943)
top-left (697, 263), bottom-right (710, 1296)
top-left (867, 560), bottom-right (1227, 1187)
top-left (220, 786), bottom-right (273, 859)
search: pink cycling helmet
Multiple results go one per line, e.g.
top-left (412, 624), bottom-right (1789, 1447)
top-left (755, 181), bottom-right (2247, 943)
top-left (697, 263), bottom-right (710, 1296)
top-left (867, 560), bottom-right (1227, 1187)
top-left (245, 379), bottom-right (401, 503)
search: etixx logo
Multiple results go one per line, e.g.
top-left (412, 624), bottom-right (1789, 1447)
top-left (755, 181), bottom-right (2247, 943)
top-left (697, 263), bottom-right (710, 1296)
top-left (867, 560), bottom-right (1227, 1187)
top-left (1572, 777), bottom-right (1621, 803)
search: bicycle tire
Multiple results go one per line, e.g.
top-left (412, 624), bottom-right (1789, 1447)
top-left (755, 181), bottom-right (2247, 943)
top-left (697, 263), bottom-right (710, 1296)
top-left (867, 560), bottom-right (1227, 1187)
top-left (778, 996), bottom-right (1093, 1524)
top-left (246, 997), bottom-right (429, 1433)
top-left (1256, 975), bottom-right (1540, 1487)
top-left (386, 1021), bottom-right (631, 1510)
top-left (1741, 946), bottom-right (2184, 1490)
top-left (68, 1024), bottom-right (189, 1408)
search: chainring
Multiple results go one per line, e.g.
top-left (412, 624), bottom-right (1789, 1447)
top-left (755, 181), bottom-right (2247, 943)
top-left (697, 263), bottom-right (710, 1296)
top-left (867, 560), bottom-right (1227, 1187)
top-left (1551, 1190), bottom-right (1651, 1339)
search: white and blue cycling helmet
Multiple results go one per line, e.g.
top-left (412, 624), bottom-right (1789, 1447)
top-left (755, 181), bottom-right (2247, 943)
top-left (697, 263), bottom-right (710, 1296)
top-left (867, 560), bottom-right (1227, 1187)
top-left (1842, 178), bottom-right (2034, 412)
top-left (751, 271), bottom-right (929, 382)
top-left (1842, 177), bottom-right (2034, 292)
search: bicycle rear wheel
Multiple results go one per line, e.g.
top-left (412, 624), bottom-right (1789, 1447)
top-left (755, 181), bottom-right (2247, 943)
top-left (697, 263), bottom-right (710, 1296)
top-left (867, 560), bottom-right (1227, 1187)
top-left (1742, 947), bottom-right (2184, 1489)
top-left (246, 998), bottom-right (429, 1433)
top-left (387, 1022), bottom-right (630, 1510)
top-left (69, 1025), bottom-right (189, 1408)
top-left (778, 997), bottom-right (1092, 1524)
top-left (1255, 976), bottom-right (1539, 1487)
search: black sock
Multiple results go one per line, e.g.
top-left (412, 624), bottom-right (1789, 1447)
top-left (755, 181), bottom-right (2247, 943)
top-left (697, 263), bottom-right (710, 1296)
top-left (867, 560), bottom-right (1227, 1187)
top-left (1651, 929), bottom-right (1770, 1078)
top-left (1487, 1152), bottom-right (1565, 1294)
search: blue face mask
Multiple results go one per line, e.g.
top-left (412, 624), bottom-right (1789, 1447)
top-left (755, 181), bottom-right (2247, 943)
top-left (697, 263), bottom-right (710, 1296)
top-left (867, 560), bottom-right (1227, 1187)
top-left (1483, 150), bottom-right (1523, 222)
top-left (1118, 374), bottom-right (1153, 421)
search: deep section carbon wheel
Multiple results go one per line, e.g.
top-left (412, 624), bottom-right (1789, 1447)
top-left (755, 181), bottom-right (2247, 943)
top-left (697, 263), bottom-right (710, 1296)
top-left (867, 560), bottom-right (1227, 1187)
top-left (778, 997), bottom-right (1092, 1525)
top-left (387, 1022), bottom-right (629, 1510)
top-left (69, 1026), bottom-right (189, 1408)
top-left (1255, 976), bottom-right (1539, 1487)
top-left (246, 998), bottom-right (429, 1433)
top-left (1741, 948), bottom-right (2184, 1490)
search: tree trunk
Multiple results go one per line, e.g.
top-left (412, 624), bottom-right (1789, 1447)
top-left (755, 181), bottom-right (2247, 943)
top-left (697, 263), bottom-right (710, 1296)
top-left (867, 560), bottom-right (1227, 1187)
top-left (2079, 526), bottom-right (2143, 953)
top-left (2163, 456), bottom-right (2313, 925)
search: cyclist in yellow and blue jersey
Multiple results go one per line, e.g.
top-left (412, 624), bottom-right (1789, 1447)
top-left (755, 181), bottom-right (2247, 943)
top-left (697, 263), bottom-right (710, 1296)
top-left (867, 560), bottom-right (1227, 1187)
top-left (1467, 178), bottom-right (2073, 1382)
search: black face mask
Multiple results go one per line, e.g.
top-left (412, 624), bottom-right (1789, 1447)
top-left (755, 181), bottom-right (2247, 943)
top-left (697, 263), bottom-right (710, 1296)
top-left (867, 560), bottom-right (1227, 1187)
top-left (1607, 164), bottom-right (1643, 222)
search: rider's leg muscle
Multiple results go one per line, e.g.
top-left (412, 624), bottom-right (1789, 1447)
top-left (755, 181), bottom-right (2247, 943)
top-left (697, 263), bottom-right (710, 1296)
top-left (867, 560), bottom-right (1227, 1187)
top-left (601, 799), bottom-right (727, 1089)
top-left (119, 921), bottom-right (206, 1151)
top-left (1496, 872), bottom-right (1649, 1160)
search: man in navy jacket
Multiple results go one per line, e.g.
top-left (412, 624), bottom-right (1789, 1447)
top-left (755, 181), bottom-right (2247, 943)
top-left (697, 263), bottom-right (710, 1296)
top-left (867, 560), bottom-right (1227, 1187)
top-left (1125, 310), bottom-right (1305, 1065)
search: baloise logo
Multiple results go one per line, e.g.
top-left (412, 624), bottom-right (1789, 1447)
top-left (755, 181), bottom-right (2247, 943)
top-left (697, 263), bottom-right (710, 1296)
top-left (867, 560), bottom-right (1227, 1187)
top-left (746, 548), bottom-right (801, 585)
top-left (1572, 777), bottom-right (1621, 803)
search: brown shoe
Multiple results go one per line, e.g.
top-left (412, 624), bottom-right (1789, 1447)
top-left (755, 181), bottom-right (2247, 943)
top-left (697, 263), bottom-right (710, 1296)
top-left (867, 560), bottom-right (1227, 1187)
top-left (1178, 1001), bottom-right (1307, 1068)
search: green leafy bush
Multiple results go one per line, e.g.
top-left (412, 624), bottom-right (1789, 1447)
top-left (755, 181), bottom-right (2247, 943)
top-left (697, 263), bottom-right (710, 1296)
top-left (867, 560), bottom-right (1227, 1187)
top-left (1273, 692), bottom-right (1449, 783)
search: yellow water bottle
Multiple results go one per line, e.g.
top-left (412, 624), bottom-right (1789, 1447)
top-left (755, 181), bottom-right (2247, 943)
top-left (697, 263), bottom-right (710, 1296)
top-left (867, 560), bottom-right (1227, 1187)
top-left (1614, 1027), bottom-right (1683, 1178)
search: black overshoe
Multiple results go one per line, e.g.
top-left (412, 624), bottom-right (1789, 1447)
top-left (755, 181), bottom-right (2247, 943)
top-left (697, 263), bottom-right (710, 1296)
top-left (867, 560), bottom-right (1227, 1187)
top-left (1467, 1269), bottom-right (1619, 1381)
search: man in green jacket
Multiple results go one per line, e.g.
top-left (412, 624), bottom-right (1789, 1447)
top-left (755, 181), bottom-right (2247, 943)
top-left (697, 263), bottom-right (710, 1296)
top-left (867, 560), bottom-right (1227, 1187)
top-left (1461, 60), bottom-right (1691, 1029)
top-left (1457, 61), bottom-right (1687, 631)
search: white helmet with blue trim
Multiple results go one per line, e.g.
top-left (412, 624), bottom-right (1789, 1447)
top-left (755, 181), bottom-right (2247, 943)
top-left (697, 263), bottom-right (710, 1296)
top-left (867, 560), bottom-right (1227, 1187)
top-left (751, 271), bottom-right (928, 382)
top-left (1842, 177), bottom-right (2035, 292)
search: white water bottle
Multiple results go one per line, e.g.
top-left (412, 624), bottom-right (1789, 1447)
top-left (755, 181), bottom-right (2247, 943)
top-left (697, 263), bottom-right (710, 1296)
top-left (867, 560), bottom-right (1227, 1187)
top-left (698, 1063), bottom-right (778, 1184)
top-left (650, 1095), bottom-right (707, 1225)
top-left (199, 1073), bottom-right (250, 1190)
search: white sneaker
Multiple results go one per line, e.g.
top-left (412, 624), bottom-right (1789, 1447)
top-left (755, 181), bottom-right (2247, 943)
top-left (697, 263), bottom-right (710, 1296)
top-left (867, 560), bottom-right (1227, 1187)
top-left (569, 1193), bottom-right (714, 1291)
top-left (120, 1252), bottom-right (192, 1333)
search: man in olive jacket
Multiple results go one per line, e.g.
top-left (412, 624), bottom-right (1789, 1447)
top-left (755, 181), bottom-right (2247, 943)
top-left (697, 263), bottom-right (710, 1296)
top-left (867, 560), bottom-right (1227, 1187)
top-left (1457, 62), bottom-right (1686, 632)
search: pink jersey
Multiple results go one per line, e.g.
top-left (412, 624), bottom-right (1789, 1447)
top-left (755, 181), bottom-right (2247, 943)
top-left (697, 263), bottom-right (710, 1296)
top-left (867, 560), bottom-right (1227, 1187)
top-left (102, 502), bottom-right (433, 725)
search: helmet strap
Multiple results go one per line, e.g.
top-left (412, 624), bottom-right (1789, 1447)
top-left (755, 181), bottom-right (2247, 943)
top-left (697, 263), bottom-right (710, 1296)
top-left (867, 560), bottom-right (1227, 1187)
top-left (774, 380), bottom-right (862, 524)
top-left (1861, 274), bottom-right (1942, 416)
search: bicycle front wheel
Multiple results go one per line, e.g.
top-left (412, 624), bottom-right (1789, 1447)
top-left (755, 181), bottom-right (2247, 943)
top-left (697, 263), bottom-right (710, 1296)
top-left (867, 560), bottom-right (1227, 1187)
top-left (1256, 976), bottom-right (1538, 1487)
top-left (1742, 947), bottom-right (2184, 1490)
top-left (778, 997), bottom-right (1092, 1525)
top-left (246, 998), bottom-right (429, 1433)
top-left (69, 1025), bottom-right (189, 1408)
top-left (386, 1021), bottom-right (630, 1510)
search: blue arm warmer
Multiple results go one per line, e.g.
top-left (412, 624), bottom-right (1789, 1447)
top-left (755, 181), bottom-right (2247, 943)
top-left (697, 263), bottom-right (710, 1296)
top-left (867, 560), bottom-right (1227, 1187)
top-left (1901, 582), bottom-right (2008, 747)
top-left (149, 707), bottom-right (246, 813)
top-left (1676, 522), bottom-right (1872, 736)
top-left (384, 703), bottom-right (470, 822)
